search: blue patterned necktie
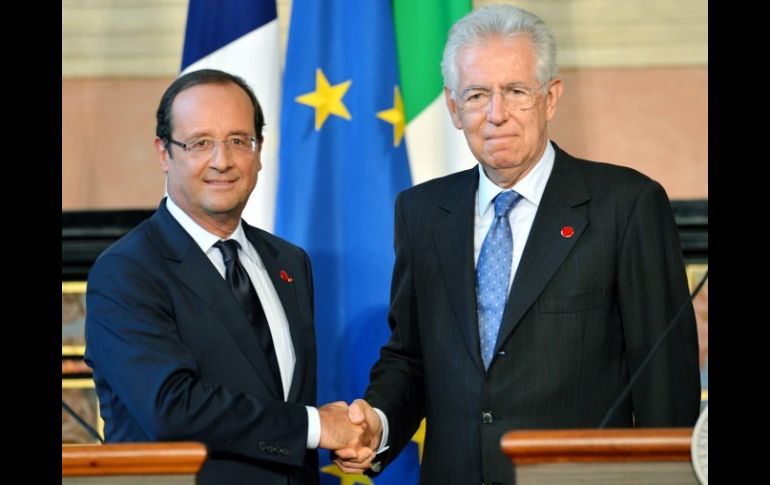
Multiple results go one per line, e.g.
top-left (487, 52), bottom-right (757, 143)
top-left (477, 190), bottom-right (522, 369)
top-left (214, 239), bottom-right (283, 395)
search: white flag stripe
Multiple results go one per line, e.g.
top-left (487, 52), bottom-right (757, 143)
top-left (405, 94), bottom-right (476, 185)
top-left (181, 20), bottom-right (282, 231)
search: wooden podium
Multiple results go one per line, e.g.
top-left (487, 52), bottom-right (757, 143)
top-left (62, 442), bottom-right (207, 484)
top-left (500, 428), bottom-right (697, 484)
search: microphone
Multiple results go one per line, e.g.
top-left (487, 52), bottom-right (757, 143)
top-left (598, 269), bottom-right (708, 428)
top-left (62, 399), bottom-right (104, 443)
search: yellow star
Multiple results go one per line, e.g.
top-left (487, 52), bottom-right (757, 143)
top-left (296, 68), bottom-right (352, 131)
top-left (321, 463), bottom-right (374, 485)
top-left (376, 86), bottom-right (406, 147)
top-left (411, 418), bottom-right (427, 463)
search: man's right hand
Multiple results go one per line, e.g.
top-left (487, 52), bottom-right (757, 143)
top-left (332, 399), bottom-right (382, 474)
top-left (317, 401), bottom-right (374, 458)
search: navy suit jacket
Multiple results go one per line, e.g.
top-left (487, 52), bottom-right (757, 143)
top-left (365, 144), bottom-right (701, 485)
top-left (85, 199), bottom-right (319, 485)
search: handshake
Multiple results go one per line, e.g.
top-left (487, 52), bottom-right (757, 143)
top-left (318, 398), bottom-right (382, 474)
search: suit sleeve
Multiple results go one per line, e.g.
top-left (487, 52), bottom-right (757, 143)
top-left (364, 192), bottom-right (426, 470)
top-left (617, 179), bottom-right (701, 426)
top-left (85, 251), bottom-right (310, 466)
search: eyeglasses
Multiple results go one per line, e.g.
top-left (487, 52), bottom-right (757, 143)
top-left (457, 83), bottom-right (544, 112)
top-left (166, 135), bottom-right (259, 159)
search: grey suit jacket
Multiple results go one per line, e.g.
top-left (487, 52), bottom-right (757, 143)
top-left (365, 144), bottom-right (701, 485)
top-left (85, 199), bottom-right (319, 484)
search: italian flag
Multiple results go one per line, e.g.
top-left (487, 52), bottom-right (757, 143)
top-left (394, 0), bottom-right (474, 184)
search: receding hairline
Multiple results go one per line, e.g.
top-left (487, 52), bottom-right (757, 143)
top-left (171, 79), bottom-right (254, 105)
top-left (451, 33), bottom-right (540, 87)
top-left (167, 80), bottom-right (261, 136)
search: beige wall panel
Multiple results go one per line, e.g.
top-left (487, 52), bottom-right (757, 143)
top-left (62, 78), bottom-right (170, 210)
top-left (63, 0), bottom-right (188, 77)
top-left (550, 67), bottom-right (707, 199)
top-left (63, 0), bottom-right (706, 78)
top-left (475, 0), bottom-right (707, 67)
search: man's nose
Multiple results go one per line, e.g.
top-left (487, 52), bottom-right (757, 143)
top-left (486, 91), bottom-right (508, 124)
top-left (209, 141), bottom-right (232, 169)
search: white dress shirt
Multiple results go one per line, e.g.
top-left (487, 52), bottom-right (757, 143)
top-left (474, 140), bottom-right (555, 292)
top-left (165, 197), bottom-right (322, 448)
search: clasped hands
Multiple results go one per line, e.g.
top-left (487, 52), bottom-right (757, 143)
top-left (318, 398), bottom-right (381, 473)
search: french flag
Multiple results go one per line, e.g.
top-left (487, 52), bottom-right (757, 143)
top-left (181, 0), bottom-right (282, 231)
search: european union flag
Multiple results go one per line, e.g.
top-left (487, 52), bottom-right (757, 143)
top-left (276, 1), bottom-right (417, 483)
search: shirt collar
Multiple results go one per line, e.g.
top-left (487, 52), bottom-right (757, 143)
top-left (164, 196), bottom-right (262, 268)
top-left (477, 140), bottom-right (555, 217)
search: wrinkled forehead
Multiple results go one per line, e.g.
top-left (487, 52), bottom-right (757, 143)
top-left (455, 35), bottom-right (538, 89)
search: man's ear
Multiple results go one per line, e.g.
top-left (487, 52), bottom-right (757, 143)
top-left (155, 137), bottom-right (170, 173)
top-left (544, 78), bottom-right (564, 122)
top-left (444, 87), bottom-right (464, 130)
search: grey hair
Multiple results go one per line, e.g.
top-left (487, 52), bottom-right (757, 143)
top-left (441, 4), bottom-right (558, 94)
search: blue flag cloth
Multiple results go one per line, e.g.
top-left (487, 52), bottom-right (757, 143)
top-left (181, 0), bottom-right (282, 231)
top-left (276, 1), bottom-right (417, 483)
top-left (181, 0), bottom-right (276, 70)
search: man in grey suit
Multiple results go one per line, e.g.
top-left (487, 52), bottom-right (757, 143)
top-left (333, 5), bottom-right (701, 484)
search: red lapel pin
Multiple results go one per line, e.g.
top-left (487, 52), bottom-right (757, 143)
top-left (280, 270), bottom-right (293, 283)
top-left (560, 226), bottom-right (575, 238)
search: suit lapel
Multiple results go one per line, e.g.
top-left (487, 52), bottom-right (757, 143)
top-left (246, 226), bottom-right (308, 404)
top-left (494, 148), bottom-right (591, 357)
top-left (431, 168), bottom-right (486, 374)
top-left (151, 203), bottom-right (283, 399)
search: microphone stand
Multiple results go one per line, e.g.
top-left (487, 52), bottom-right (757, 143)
top-left (62, 399), bottom-right (104, 443)
top-left (598, 270), bottom-right (708, 428)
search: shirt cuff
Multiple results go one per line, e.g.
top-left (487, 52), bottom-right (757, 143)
top-left (306, 406), bottom-right (320, 449)
top-left (373, 407), bottom-right (390, 454)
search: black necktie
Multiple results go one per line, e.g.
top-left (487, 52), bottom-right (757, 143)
top-left (214, 239), bottom-right (283, 396)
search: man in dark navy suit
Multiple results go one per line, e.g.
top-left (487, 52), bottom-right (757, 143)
top-left (85, 69), bottom-right (372, 485)
top-left (334, 5), bottom-right (701, 485)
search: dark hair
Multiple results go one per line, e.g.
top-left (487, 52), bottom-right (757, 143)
top-left (155, 69), bottom-right (265, 154)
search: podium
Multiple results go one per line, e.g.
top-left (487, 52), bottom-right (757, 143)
top-left (62, 442), bottom-right (207, 484)
top-left (500, 428), bottom-right (696, 484)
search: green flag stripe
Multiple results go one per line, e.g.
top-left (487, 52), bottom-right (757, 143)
top-left (394, 0), bottom-right (471, 122)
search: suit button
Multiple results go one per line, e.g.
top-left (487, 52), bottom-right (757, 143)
top-left (481, 411), bottom-right (493, 424)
